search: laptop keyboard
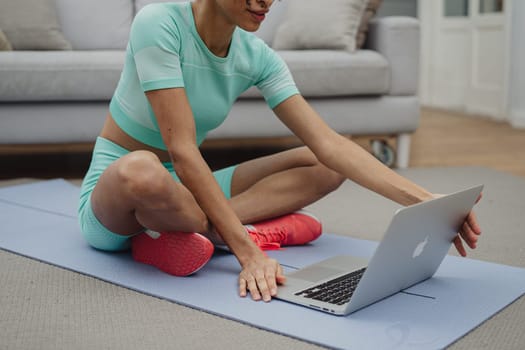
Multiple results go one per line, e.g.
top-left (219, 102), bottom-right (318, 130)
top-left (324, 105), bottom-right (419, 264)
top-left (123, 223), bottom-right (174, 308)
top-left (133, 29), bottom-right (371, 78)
top-left (294, 267), bottom-right (366, 305)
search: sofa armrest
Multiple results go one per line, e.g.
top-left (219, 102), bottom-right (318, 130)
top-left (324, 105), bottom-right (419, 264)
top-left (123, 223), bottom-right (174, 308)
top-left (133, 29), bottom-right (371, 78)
top-left (366, 17), bottom-right (419, 96)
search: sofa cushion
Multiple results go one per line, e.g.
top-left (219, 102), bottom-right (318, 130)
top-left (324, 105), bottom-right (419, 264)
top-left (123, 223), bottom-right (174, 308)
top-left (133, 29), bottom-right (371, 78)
top-left (241, 50), bottom-right (389, 98)
top-left (272, 0), bottom-right (367, 52)
top-left (0, 51), bottom-right (125, 101)
top-left (55, 0), bottom-right (133, 50)
top-left (356, 0), bottom-right (383, 49)
top-left (0, 0), bottom-right (71, 50)
top-left (0, 29), bottom-right (12, 51)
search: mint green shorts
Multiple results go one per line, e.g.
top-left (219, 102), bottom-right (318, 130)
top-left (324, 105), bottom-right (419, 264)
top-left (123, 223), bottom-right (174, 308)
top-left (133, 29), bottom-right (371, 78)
top-left (78, 137), bottom-right (237, 252)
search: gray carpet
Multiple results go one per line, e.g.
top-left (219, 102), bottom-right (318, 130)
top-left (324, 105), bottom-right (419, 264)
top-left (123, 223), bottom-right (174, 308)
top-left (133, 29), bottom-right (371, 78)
top-left (1, 166), bottom-right (524, 350)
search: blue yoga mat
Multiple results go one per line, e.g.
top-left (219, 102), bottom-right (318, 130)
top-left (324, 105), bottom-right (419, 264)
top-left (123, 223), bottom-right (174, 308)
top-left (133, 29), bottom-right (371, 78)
top-left (1, 179), bottom-right (524, 350)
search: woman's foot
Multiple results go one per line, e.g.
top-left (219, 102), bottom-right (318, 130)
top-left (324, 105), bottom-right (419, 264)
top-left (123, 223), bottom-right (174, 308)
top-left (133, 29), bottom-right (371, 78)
top-left (245, 210), bottom-right (322, 250)
top-left (131, 230), bottom-right (214, 276)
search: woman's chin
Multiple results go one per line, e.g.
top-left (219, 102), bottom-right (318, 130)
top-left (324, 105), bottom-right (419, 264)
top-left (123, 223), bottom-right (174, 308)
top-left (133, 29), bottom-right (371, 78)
top-left (240, 24), bottom-right (261, 32)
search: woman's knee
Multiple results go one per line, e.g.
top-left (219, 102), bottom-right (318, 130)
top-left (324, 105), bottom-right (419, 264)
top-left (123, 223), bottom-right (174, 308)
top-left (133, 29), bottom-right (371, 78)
top-left (287, 147), bottom-right (345, 193)
top-left (118, 151), bottom-right (209, 228)
top-left (115, 151), bottom-right (168, 199)
top-left (314, 164), bottom-right (345, 194)
top-left (294, 147), bottom-right (345, 191)
top-left (293, 146), bottom-right (321, 166)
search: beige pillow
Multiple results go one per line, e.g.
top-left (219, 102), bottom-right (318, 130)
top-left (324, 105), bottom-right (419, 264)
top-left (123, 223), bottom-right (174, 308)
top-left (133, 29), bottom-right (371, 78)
top-left (0, 0), bottom-right (71, 50)
top-left (272, 0), bottom-right (368, 52)
top-left (0, 29), bottom-right (12, 51)
top-left (356, 0), bottom-right (383, 49)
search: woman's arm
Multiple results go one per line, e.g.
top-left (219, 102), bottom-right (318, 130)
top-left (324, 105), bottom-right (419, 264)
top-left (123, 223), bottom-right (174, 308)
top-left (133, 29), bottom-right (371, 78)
top-left (274, 95), bottom-right (481, 256)
top-left (273, 94), bottom-right (433, 206)
top-left (147, 88), bottom-right (285, 300)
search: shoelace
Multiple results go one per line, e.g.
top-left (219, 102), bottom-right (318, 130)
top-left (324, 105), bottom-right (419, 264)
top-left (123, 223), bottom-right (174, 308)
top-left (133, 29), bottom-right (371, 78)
top-left (247, 226), bottom-right (288, 250)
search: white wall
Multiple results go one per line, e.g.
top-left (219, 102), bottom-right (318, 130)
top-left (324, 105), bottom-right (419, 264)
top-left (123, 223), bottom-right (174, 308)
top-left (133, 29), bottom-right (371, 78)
top-left (508, 0), bottom-right (525, 128)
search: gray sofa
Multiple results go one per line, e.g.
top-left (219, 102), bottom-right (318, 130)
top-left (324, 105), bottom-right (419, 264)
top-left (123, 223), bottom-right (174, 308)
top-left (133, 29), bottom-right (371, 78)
top-left (0, 0), bottom-right (420, 168)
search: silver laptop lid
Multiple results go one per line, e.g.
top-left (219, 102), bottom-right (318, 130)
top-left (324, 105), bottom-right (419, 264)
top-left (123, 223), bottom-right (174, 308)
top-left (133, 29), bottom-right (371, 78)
top-left (345, 184), bottom-right (484, 314)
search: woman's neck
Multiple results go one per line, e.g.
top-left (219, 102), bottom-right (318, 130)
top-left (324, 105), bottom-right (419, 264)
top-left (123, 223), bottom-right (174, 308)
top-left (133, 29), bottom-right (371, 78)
top-left (191, 1), bottom-right (235, 57)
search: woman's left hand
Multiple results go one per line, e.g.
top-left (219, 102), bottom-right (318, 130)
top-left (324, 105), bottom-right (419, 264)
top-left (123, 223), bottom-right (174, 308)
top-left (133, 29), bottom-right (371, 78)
top-left (451, 193), bottom-right (483, 257)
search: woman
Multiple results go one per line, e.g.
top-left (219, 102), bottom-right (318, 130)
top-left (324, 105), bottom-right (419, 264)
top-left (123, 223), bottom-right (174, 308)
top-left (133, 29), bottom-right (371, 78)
top-left (78, 0), bottom-right (481, 303)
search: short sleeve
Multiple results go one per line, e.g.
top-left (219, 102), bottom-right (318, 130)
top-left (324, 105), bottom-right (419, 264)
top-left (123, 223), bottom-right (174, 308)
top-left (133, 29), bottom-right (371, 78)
top-left (256, 47), bottom-right (299, 109)
top-left (129, 4), bottom-right (185, 91)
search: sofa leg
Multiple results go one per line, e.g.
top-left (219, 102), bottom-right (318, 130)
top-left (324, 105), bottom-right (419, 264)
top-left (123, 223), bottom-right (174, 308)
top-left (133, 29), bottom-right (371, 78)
top-left (396, 133), bottom-right (411, 169)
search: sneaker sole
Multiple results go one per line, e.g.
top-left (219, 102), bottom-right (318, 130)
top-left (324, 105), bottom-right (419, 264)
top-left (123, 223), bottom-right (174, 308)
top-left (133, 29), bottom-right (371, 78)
top-left (132, 232), bottom-right (214, 276)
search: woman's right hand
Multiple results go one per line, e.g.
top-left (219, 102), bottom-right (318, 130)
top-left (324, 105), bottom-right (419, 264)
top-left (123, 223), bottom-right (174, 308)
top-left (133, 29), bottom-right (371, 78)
top-left (238, 251), bottom-right (287, 302)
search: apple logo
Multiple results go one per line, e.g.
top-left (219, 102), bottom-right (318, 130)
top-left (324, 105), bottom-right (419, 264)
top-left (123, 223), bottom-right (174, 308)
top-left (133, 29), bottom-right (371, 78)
top-left (412, 235), bottom-right (430, 258)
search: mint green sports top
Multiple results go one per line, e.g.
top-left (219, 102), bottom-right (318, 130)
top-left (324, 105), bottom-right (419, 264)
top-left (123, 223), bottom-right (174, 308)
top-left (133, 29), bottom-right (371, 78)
top-left (109, 2), bottom-right (299, 150)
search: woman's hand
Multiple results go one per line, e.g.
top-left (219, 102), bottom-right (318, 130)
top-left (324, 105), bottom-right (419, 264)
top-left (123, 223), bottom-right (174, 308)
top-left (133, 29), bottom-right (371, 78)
top-left (436, 193), bottom-right (483, 257)
top-left (454, 206), bottom-right (482, 257)
top-left (238, 252), bottom-right (287, 302)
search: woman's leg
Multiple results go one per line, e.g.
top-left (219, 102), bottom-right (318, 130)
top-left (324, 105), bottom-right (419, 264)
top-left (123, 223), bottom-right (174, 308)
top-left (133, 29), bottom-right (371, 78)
top-left (80, 145), bottom-right (215, 276)
top-left (90, 145), bottom-right (342, 237)
top-left (229, 146), bottom-right (345, 224)
top-left (82, 144), bottom-right (343, 276)
top-left (91, 150), bottom-right (209, 237)
top-left (87, 144), bottom-right (343, 253)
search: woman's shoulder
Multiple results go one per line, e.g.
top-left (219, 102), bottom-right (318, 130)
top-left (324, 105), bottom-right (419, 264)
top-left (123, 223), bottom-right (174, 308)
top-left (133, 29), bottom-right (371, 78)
top-left (134, 2), bottom-right (189, 30)
top-left (136, 1), bottom-right (186, 16)
top-left (235, 29), bottom-right (275, 60)
top-left (131, 2), bottom-right (191, 48)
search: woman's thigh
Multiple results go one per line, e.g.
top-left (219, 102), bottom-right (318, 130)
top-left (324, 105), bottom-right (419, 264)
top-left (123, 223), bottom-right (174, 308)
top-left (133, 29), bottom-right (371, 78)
top-left (230, 146), bottom-right (320, 196)
top-left (78, 137), bottom-right (143, 250)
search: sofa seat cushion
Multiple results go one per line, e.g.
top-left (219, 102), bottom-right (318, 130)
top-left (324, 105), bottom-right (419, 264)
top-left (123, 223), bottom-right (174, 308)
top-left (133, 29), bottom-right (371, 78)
top-left (241, 49), bottom-right (389, 99)
top-left (0, 51), bottom-right (125, 101)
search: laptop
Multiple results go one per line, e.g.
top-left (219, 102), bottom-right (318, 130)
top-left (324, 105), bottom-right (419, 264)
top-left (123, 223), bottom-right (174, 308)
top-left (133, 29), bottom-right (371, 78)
top-left (275, 185), bottom-right (484, 315)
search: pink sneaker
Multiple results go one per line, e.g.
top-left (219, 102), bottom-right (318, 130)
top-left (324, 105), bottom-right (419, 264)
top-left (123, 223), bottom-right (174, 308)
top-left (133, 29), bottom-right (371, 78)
top-left (245, 210), bottom-right (322, 250)
top-left (131, 230), bottom-right (214, 276)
